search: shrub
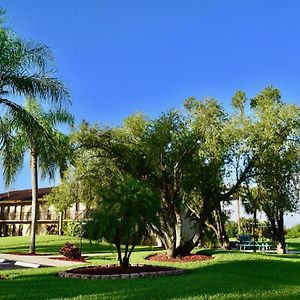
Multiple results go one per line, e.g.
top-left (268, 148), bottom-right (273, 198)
top-left (62, 220), bottom-right (85, 237)
top-left (86, 176), bottom-right (160, 269)
top-left (286, 224), bottom-right (300, 239)
top-left (200, 226), bottom-right (219, 248)
top-left (225, 221), bottom-right (238, 238)
top-left (59, 243), bottom-right (81, 260)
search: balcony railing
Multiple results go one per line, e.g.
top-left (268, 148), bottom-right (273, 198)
top-left (0, 212), bottom-right (59, 222)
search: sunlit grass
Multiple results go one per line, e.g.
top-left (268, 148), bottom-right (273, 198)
top-left (0, 236), bottom-right (300, 299)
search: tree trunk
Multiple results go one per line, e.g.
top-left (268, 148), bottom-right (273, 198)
top-left (253, 209), bottom-right (257, 253)
top-left (121, 257), bottom-right (129, 270)
top-left (213, 204), bottom-right (230, 249)
top-left (29, 149), bottom-right (38, 254)
top-left (237, 193), bottom-right (241, 236)
top-left (168, 207), bottom-right (209, 257)
top-left (265, 210), bottom-right (286, 254)
top-left (276, 209), bottom-right (286, 254)
top-left (58, 211), bottom-right (64, 236)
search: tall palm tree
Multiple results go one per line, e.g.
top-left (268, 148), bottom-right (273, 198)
top-left (1, 98), bottom-right (73, 253)
top-left (0, 19), bottom-right (70, 140)
top-left (0, 14), bottom-right (70, 252)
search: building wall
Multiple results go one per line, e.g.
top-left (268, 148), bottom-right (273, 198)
top-left (0, 200), bottom-right (85, 237)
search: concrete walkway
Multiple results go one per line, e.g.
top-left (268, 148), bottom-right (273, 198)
top-left (0, 253), bottom-right (87, 267)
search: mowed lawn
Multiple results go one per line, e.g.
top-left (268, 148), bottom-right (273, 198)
top-left (0, 236), bottom-right (300, 300)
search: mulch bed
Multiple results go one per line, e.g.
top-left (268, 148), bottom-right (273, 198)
top-left (58, 253), bottom-right (211, 278)
top-left (147, 253), bottom-right (212, 262)
top-left (68, 264), bottom-right (176, 275)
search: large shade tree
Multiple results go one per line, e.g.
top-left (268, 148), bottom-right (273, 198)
top-left (250, 88), bottom-right (300, 253)
top-left (231, 87), bottom-right (300, 254)
top-left (52, 101), bottom-right (234, 258)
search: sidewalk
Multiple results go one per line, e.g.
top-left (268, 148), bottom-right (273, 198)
top-left (0, 253), bottom-right (87, 267)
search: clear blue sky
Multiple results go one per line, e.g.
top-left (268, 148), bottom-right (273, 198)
top-left (3, 0), bottom-right (300, 126)
top-left (1, 1), bottom-right (300, 226)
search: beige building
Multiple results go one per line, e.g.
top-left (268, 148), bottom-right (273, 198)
top-left (0, 187), bottom-right (85, 237)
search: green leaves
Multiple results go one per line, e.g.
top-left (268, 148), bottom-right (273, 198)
top-left (87, 176), bottom-right (160, 244)
top-left (0, 27), bottom-right (69, 105)
top-left (0, 98), bottom-right (73, 186)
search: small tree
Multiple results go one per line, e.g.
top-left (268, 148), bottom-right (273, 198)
top-left (86, 176), bottom-right (160, 270)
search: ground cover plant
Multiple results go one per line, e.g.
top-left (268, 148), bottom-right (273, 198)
top-left (0, 236), bottom-right (300, 299)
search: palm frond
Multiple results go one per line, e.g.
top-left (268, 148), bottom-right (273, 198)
top-left (3, 73), bottom-right (70, 105)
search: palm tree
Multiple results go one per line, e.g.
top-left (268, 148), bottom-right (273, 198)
top-left (0, 14), bottom-right (70, 253)
top-left (1, 98), bottom-right (73, 253)
top-left (0, 19), bottom-right (70, 139)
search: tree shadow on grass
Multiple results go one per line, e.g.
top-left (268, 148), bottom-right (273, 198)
top-left (1, 256), bottom-right (300, 300)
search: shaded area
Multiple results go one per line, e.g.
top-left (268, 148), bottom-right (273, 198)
top-left (68, 264), bottom-right (177, 275)
top-left (0, 260), bottom-right (44, 271)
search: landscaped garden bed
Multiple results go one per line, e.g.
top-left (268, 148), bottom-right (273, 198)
top-left (58, 264), bottom-right (185, 279)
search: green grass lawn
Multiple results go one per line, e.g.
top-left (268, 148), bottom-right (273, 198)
top-left (0, 235), bottom-right (153, 255)
top-left (286, 237), bottom-right (300, 251)
top-left (0, 235), bottom-right (117, 255)
top-left (1, 236), bottom-right (300, 300)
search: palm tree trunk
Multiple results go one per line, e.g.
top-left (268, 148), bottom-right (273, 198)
top-left (29, 149), bottom-right (38, 254)
top-left (58, 211), bottom-right (64, 236)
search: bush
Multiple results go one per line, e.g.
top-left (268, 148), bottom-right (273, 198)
top-left (200, 226), bottom-right (219, 248)
top-left (225, 221), bottom-right (238, 238)
top-left (62, 220), bottom-right (85, 237)
top-left (286, 224), bottom-right (300, 239)
top-left (59, 243), bottom-right (81, 260)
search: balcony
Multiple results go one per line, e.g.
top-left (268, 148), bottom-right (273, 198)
top-left (0, 212), bottom-right (59, 224)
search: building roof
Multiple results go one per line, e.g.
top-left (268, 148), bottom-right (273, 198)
top-left (0, 187), bottom-right (53, 203)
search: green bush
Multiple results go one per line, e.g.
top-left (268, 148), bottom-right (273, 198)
top-left (63, 220), bottom-right (86, 237)
top-left (200, 226), bottom-right (219, 248)
top-left (286, 224), bottom-right (300, 239)
top-left (225, 221), bottom-right (238, 238)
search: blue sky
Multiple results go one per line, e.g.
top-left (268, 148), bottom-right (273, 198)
top-left (3, 0), bottom-right (300, 126)
top-left (1, 1), bottom-right (300, 225)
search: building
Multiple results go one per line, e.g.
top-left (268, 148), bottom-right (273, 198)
top-left (0, 187), bottom-right (85, 237)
